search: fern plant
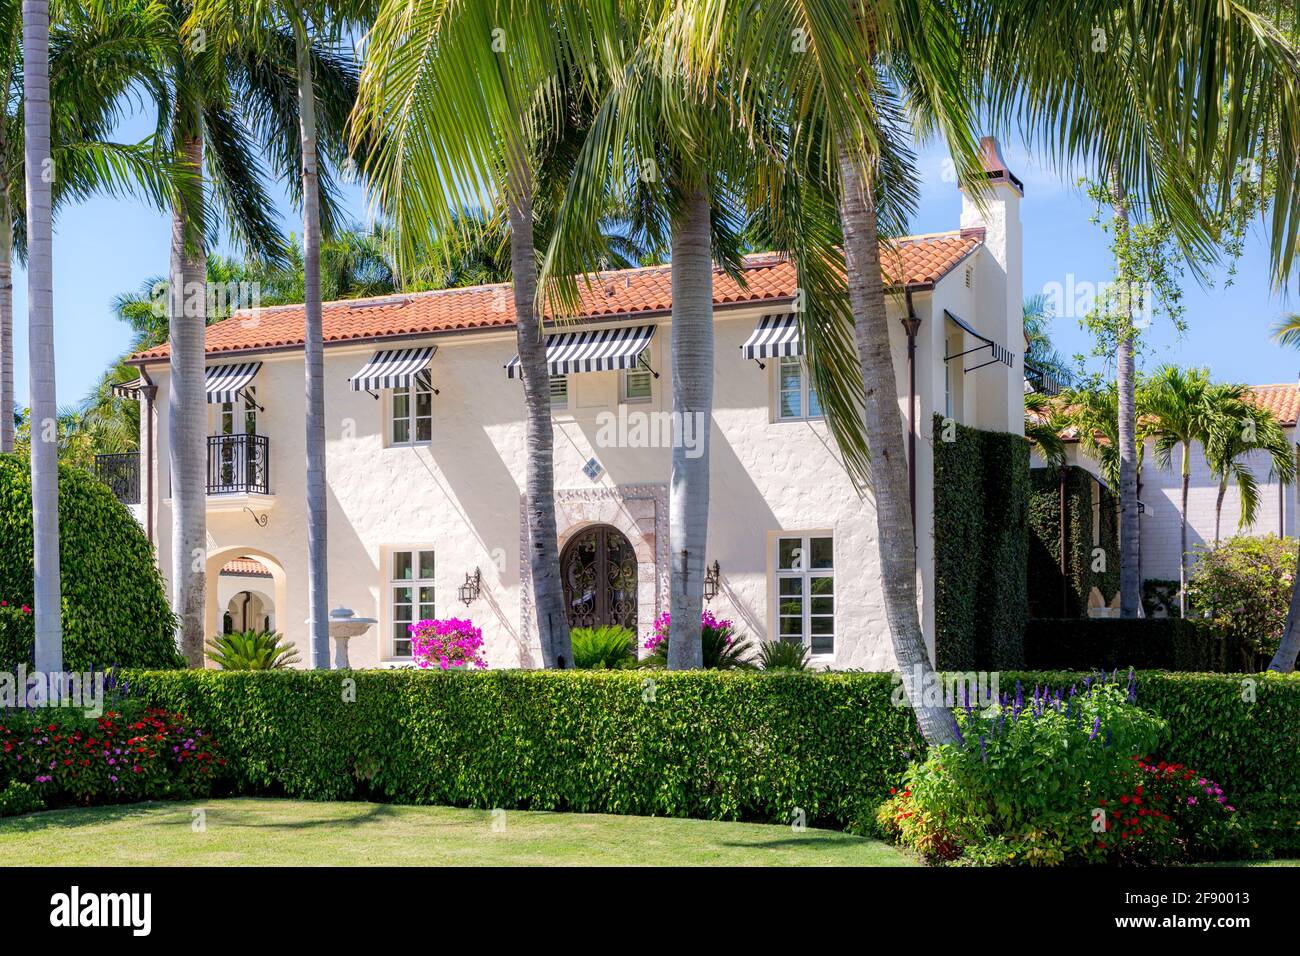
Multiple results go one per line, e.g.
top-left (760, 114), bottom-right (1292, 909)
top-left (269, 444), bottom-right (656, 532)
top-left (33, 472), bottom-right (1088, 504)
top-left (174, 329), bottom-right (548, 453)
top-left (570, 625), bottom-right (637, 669)
top-left (206, 630), bottom-right (302, 670)
top-left (757, 640), bottom-right (811, 671)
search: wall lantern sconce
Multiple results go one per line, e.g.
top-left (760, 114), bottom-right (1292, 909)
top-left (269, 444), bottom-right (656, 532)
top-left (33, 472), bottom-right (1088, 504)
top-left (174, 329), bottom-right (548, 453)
top-left (703, 560), bottom-right (721, 603)
top-left (458, 567), bottom-right (482, 606)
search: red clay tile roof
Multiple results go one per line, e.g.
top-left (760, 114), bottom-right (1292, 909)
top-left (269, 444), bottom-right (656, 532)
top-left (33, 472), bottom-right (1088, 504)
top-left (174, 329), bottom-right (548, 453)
top-left (1246, 383), bottom-right (1300, 427)
top-left (221, 557), bottom-right (272, 577)
top-left (130, 234), bottom-right (980, 362)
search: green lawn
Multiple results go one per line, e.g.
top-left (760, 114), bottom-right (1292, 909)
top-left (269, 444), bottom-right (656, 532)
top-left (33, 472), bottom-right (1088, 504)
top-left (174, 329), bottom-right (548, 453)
top-left (0, 798), bottom-right (916, 866)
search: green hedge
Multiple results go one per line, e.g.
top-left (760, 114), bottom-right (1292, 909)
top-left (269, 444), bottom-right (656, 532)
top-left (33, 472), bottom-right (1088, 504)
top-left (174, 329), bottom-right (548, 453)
top-left (0, 455), bottom-right (181, 670)
top-left (933, 415), bottom-right (1029, 670)
top-left (118, 669), bottom-right (1300, 852)
top-left (1027, 466), bottom-right (1120, 618)
top-left (1024, 618), bottom-right (1243, 672)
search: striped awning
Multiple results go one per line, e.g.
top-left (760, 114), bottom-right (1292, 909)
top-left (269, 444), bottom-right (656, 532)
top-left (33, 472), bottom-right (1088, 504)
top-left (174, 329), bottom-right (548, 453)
top-left (505, 325), bottom-right (655, 379)
top-left (111, 377), bottom-right (145, 400)
top-left (740, 314), bottom-right (801, 360)
top-left (349, 347), bottom-right (437, 392)
top-left (205, 362), bottom-right (262, 404)
top-left (944, 310), bottom-right (1014, 370)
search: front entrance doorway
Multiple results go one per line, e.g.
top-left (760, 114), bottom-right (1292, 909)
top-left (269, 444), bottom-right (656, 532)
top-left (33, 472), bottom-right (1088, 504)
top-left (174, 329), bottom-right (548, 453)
top-left (559, 524), bottom-right (638, 630)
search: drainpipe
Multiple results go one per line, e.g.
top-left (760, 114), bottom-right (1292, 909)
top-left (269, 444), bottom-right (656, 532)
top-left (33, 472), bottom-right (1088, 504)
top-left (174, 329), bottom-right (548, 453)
top-left (901, 291), bottom-right (922, 540)
top-left (141, 372), bottom-right (157, 546)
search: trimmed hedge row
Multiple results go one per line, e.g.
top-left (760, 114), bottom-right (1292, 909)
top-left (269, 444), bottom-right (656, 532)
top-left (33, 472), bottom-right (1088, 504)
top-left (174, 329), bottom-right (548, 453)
top-left (1027, 466), bottom-right (1120, 618)
top-left (933, 415), bottom-right (1029, 670)
top-left (1024, 618), bottom-right (1244, 672)
top-left (119, 669), bottom-right (1300, 851)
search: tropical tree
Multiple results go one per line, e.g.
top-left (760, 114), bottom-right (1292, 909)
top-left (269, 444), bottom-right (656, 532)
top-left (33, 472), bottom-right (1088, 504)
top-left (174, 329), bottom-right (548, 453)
top-left (1023, 293), bottom-right (1071, 391)
top-left (1143, 366), bottom-right (1254, 615)
top-left (1023, 391), bottom-right (1066, 469)
top-left (1204, 398), bottom-right (1294, 544)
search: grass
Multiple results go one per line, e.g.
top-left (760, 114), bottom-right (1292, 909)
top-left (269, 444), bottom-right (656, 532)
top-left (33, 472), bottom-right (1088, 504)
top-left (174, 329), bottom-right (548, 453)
top-left (0, 798), bottom-right (917, 867)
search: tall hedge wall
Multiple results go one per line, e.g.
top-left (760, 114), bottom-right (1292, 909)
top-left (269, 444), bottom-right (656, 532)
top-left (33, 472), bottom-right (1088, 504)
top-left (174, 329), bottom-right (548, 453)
top-left (0, 455), bottom-right (181, 670)
top-left (933, 415), bottom-right (1029, 670)
top-left (119, 669), bottom-right (1300, 851)
top-left (1027, 466), bottom-right (1120, 618)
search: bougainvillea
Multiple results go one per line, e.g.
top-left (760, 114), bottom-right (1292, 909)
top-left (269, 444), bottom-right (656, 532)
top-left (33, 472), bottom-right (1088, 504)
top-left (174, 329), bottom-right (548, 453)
top-left (410, 618), bottom-right (488, 670)
top-left (644, 610), bottom-right (735, 652)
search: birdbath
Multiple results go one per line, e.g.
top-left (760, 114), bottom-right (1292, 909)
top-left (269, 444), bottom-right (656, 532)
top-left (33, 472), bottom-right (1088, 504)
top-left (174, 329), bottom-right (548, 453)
top-left (317, 607), bottom-right (377, 670)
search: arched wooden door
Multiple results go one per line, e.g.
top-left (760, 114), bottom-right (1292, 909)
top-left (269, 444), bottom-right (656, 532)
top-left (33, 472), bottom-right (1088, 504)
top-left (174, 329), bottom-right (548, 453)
top-left (560, 525), bottom-right (637, 630)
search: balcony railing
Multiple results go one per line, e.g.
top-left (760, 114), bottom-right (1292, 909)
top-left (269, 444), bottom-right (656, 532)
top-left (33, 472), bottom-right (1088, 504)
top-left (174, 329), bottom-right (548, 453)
top-left (207, 434), bottom-right (270, 495)
top-left (93, 452), bottom-right (141, 505)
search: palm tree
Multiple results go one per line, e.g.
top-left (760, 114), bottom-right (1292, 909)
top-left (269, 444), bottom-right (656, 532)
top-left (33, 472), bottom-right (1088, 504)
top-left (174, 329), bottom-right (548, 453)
top-left (354, 0), bottom-right (620, 669)
top-left (1023, 294), bottom-right (1072, 392)
top-left (1204, 400), bottom-right (1294, 545)
top-left (1024, 391), bottom-right (1066, 470)
top-left (157, 0), bottom-right (362, 665)
top-left (21, 0), bottom-right (56, 672)
top-left (1143, 366), bottom-right (1252, 615)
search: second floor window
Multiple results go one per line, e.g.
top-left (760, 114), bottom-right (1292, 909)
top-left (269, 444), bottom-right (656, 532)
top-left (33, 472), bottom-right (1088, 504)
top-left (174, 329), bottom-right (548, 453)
top-left (620, 348), bottom-right (653, 403)
top-left (390, 380), bottom-right (432, 445)
top-left (777, 356), bottom-right (821, 421)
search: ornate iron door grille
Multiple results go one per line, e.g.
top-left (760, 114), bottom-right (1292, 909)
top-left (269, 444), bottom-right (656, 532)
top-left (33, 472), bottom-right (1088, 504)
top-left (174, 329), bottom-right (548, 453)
top-left (560, 525), bottom-right (637, 630)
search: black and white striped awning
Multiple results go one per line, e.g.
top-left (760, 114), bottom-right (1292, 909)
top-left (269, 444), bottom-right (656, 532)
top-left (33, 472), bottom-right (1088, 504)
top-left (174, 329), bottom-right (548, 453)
top-left (505, 325), bottom-right (655, 379)
top-left (205, 362), bottom-right (262, 404)
top-left (741, 314), bottom-right (801, 360)
top-left (349, 347), bottom-right (437, 392)
top-left (111, 377), bottom-right (146, 400)
top-left (944, 310), bottom-right (1014, 371)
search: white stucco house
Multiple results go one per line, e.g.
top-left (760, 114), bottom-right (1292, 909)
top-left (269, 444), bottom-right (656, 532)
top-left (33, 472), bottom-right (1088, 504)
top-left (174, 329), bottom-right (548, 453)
top-left (114, 140), bottom-right (1028, 670)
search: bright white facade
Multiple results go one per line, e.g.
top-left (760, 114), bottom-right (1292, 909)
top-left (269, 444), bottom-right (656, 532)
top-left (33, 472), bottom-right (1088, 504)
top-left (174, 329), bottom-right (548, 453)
top-left (126, 143), bottom-right (1028, 670)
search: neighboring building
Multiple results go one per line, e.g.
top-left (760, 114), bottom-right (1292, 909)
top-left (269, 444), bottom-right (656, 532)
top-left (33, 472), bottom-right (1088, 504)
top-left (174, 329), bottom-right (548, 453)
top-left (1038, 382), bottom-right (1298, 602)
top-left (113, 140), bottom-right (1028, 670)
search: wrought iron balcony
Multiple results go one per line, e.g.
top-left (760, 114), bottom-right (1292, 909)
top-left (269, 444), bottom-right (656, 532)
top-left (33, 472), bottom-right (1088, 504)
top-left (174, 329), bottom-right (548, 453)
top-left (207, 434), bottom-right (270, 495)
top-left (93, 452), bottom-right (141, 505)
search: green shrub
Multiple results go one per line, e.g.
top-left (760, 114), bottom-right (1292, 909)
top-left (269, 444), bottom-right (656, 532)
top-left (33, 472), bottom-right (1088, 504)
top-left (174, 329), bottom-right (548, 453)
top-left (933, 415), bottom-right (1028, 669)
top-left (206, 630), bottom-right (301, 670)
top-left (1024, 618), bottom-right (1242, 671)
top-left (757, 640), bottom-right (811, 671)
top-left (1186, 535), bottom-right (1296, 669)
top-left (877, 679), bottom-right (1168, 865)
top-left (0, 601), bottom-right (33, 668)
top-left (570, 626), bottom-right (637, 669)
top-left (0, 780), bottom-right (44, 817)
top-left (0, 455), bottom-right (181, 670)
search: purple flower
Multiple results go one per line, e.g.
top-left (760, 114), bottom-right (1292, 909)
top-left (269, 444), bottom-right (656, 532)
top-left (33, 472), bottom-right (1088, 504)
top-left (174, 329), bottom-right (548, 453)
top-left (1089, 717), bottom-right (1100, 741)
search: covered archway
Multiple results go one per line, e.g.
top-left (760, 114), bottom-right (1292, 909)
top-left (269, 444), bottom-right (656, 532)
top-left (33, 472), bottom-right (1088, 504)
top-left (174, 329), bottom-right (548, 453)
top-left (204, 546), bottom-right (290, 666)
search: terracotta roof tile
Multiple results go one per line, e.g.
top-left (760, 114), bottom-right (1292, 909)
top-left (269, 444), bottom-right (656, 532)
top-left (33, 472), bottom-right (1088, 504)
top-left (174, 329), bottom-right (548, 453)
top-left (221, 558), bottom-right (272, 577)
top-left (131, 234), bottom-right (980, 362)
top-left (1246, 383), bottom-right (1300, 427)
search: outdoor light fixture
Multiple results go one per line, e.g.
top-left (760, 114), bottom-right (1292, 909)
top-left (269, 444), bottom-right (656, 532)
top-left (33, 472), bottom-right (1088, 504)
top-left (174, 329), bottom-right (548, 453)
top-left (703, 560), bottom-right (721, 603)
top-left (458, 568), bottom-right (482, 606)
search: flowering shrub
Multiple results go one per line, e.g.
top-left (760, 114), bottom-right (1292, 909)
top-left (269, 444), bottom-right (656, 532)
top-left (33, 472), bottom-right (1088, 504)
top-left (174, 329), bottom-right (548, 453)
top-left (877, 674), bottom-right (1168, 866)
top-left (643, 611), bottom-right (752, 669)
top-left (1186, 534), bottom-right (1296, 667)
top-left (410, 618), bottom-right (488, 670)
top-left (0, 704), bottom-right (226, 811)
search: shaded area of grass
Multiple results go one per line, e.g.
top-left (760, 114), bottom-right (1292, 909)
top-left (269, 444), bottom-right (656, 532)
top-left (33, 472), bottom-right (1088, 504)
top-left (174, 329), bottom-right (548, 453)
top-left (0, 798), bottom-right (917, 867)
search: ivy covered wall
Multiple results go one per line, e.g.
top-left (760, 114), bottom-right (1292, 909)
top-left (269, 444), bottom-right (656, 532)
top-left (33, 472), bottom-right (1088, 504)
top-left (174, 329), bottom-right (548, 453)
top-left (1026, 466), bottom-right (1120, 619)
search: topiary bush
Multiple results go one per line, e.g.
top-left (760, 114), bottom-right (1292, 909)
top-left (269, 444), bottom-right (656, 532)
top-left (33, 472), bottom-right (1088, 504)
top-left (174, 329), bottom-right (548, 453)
top-left (0, 455), bottom-right (181, 670)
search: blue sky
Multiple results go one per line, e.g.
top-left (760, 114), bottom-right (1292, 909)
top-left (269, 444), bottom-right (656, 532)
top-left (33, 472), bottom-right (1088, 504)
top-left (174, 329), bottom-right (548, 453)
top-left (11, 127), bottom-right (1300, 408)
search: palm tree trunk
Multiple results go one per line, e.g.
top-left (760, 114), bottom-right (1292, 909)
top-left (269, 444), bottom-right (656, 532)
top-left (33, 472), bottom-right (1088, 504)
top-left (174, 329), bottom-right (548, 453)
top-left (1214, 478), bottom-right (1226, 545)
top-left (168, 121), bottom-right (207, 667)
top-left (1112, 171), bottom-right (1141, 619)
top-left (667, 184), bottom-right (712, 671)
top-left (838, 145), bottom-right (956, 745)
top-left (23, 0), bottom-right (60, 673)
top-left (0, 185), bottom-right (14, 454)
top-left (1179, 445), bottom-right (1190, 615)
top-left (293, 7), bottom-right (329, 669)
top-left (506, 166), bottom-right (571, 668)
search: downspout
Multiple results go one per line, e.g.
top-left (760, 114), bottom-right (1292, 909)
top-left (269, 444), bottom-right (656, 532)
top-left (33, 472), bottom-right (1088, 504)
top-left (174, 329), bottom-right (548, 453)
top-left (901, 290), bottom-right (921, 539)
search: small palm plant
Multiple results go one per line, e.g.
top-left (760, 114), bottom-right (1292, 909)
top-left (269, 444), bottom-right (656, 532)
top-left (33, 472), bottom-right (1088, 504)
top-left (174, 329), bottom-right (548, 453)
top-left (757, 640), bottom-right (812, 672)
top-left (206, 630), bottom-right (301, 670)
top-left (570, 626), bottom-right (637, 669)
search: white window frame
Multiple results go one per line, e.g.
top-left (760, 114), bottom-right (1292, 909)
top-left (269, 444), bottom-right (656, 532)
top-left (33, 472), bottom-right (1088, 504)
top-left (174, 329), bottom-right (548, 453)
top-left (775, 355), bottom-right (822, 422)
top-left (388, 379), bottom-right (433, 447)
top-left (620, 348), bottom-right (653, 404)
top-left (772, 532), bottom-right (835, 658)
top-left (386, 547), bottom-right (436, 659)
top-left (550, 374), bottom-right (569, 410)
